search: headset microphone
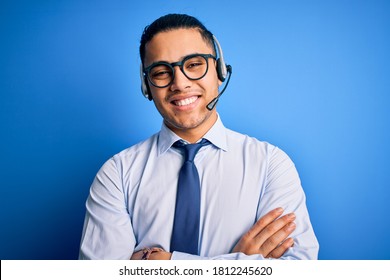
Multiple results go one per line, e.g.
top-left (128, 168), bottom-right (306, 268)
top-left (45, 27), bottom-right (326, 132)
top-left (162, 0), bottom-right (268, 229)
top-left (206, 65), bottom-right (232, 111)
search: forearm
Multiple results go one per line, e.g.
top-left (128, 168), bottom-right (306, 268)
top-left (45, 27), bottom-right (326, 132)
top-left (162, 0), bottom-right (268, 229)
top-left (170, 251), bottom-right (302, 260)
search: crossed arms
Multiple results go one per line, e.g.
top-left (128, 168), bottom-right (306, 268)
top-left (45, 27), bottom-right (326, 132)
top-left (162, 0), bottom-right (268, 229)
top-left (131, 207), bottom-right (296, 260)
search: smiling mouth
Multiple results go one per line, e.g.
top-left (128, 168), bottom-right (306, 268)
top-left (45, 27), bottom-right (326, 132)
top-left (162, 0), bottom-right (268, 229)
top-left (172, 96), bottom-right (199, 106)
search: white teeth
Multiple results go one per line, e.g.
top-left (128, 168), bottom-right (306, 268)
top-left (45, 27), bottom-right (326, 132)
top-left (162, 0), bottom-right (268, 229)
top-left (174, 96), bottom-right (198, 106)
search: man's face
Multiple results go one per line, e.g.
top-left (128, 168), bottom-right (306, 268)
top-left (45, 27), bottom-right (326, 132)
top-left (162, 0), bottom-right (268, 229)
top-left (144, 28), bottom-right (221, 141)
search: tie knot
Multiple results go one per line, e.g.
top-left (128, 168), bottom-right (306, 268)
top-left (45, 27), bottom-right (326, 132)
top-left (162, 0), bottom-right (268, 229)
top-left (174, 139), bottom-right (209, 162)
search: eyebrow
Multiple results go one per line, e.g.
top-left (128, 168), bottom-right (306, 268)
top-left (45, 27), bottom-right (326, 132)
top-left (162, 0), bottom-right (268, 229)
top-left (145, 52), bottom-right (205, 68)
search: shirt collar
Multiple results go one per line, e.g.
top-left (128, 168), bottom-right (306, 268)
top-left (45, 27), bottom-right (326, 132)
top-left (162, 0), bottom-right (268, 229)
top-left (157, 114), bottom-right (228, 156)
top-left (203, 115), bottom-right (228, 152)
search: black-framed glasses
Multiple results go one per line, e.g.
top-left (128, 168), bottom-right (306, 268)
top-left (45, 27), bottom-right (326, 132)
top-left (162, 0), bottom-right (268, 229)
top-left (143, 53), bottom-right (216, 88)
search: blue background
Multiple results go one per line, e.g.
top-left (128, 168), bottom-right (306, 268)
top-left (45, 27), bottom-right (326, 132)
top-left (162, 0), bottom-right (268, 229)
top-left (1, 0), bottom-right (389, 260)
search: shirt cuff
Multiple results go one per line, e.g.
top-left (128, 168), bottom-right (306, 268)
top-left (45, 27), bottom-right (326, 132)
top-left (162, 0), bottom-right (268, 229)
top-left (171, 251), bottom-right (209, 260)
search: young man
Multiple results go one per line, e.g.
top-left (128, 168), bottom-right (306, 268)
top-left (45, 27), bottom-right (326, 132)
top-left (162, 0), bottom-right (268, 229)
top-left (79, 14), bottom-right (319, 260)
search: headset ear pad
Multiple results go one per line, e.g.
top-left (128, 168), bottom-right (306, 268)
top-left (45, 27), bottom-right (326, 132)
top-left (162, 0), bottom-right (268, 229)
top-left (216, 58), bottom-right (227, 82)
top-left (140, 63), bottom-right (153, 100)
top-left (144, 76), bottom-right (153, 100)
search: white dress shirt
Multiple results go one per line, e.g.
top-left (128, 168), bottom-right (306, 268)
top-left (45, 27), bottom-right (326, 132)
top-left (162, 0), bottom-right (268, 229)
top-left (79, 116), bottom-right (319, 259)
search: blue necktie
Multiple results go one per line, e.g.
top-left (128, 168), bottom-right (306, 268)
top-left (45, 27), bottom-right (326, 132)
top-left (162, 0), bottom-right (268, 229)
top-left (170, 139), bottom-right (209, 254)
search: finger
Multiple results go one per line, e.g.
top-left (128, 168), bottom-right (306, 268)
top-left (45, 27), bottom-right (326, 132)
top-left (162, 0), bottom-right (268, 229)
top-left (266, 237), bottom-right (294, 259)
top-left (260, 221), bottom-right (296, 256)
top-left (245, 207), bottom-right (284, 239)
top-left (254, 213), bottom-right (296, 245)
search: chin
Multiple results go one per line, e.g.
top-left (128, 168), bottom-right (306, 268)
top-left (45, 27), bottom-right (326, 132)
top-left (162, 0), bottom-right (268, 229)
top-left (167, 111), bottom-right (216, 131)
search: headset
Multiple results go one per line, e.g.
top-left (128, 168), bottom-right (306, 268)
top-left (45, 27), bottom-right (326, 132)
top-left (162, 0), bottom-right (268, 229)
top-left (140, 35), bottom-right (232, 110)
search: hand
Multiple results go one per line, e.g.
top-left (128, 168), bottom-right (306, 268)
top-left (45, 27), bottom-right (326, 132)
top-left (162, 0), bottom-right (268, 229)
top-left (232, 207), bottom-right (296, 259)
top-left (130, 247), bottom-right (172, 260)
top-left (148, 251), bottom-right (172, 260)
top-left (130, 250), bottom-right (144, 260)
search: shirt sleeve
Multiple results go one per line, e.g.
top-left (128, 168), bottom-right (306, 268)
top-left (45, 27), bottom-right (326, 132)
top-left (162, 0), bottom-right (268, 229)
top-left (78, 158), bottom-right (136, 260)
top-left (260, 146), bottom-right (319, 259)
top-left (171, 146), bottom-right (319, 260)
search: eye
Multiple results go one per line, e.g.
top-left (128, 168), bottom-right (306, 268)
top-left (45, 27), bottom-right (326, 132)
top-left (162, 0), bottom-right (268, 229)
top-left (152, 70), bottom-right (169, 78)
top-left (150, 66), bottom-right (172, 80)
top-left (184, 56), bottom-right (206, 71)
top-left (187, 61), bottom-right (203, 68)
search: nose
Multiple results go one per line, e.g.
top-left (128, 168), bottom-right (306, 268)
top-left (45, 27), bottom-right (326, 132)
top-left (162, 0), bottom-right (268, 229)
top-left (169, 66), bottom-right (192, 92)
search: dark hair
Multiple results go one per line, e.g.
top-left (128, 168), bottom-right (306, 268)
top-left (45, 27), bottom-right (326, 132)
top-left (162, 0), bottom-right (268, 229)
top-left (139, 14), bottom-right (216, 65)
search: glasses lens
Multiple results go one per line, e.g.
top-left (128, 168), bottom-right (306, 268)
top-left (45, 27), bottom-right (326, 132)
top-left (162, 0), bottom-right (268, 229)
top-left (183, 55), bottom-right (208, 80)
top-left (148, 64), bottom-right (173, 87)
top-left (146, 55), bottom-right (210, 88)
